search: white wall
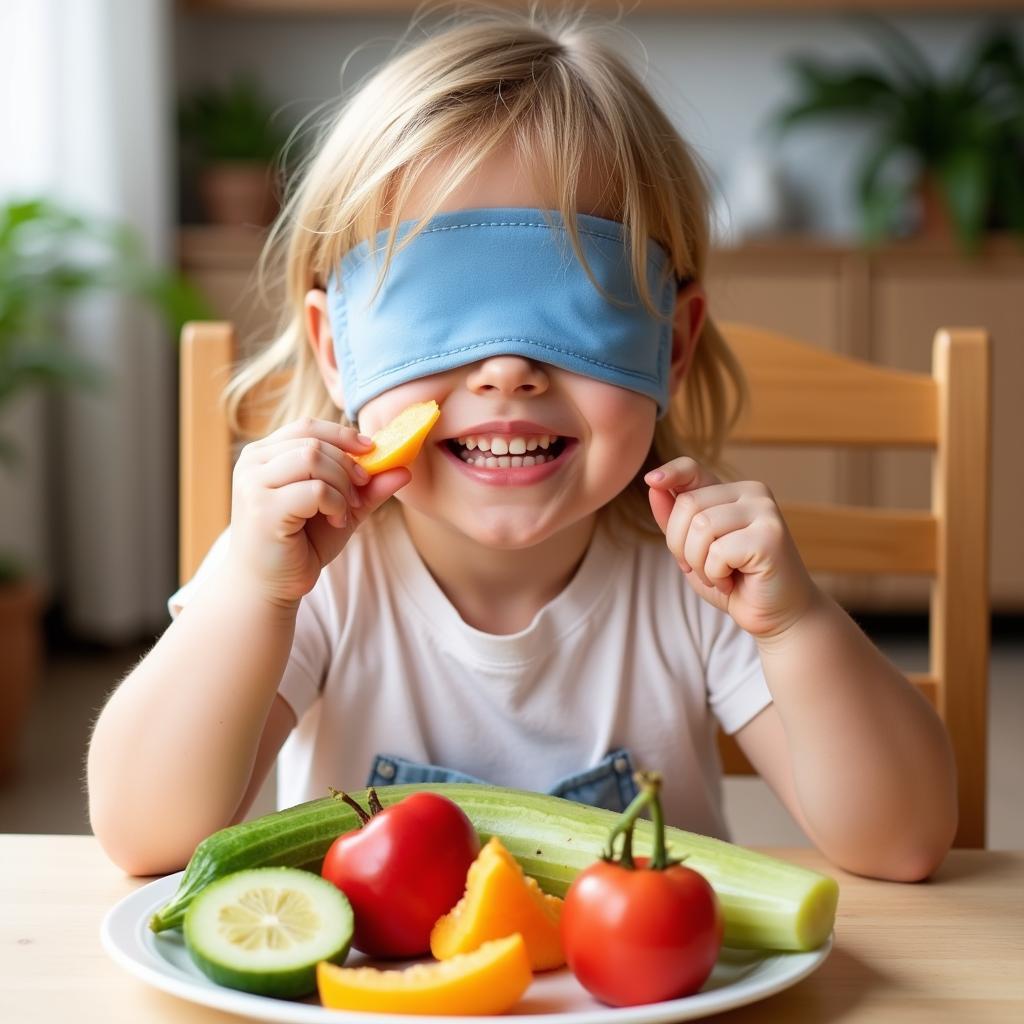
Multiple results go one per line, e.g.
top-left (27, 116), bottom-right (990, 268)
top-left (175, 10), bottom-right (1024, 237)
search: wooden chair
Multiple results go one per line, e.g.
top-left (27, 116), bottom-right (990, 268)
top-left (179, 320), bottom-right (991, 847)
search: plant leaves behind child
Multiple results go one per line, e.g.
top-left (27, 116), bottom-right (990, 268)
top-left (354, 400), bottom-right (441, 475)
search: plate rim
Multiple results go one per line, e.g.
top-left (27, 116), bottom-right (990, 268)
top-left (101, 870), bottom-right (832, 1024)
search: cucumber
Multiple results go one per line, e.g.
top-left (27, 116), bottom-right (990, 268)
top-left (153, 783), bottom-right (838, 952)
top-left (182, 867), bottom-right (353, 998)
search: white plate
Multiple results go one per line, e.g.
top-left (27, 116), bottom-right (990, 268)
top-left (101, 871), bottom-right (831, 1023)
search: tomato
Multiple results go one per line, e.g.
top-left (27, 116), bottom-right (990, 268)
top-left (321, 790), bottom-right (480, 958)
top-left (562, 856), bottom-right (722, 1006)
top-left (560, 772), bottom-right (723, 1006)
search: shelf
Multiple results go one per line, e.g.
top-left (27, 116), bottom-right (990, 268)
top-left (179, 224), bottom-right (1024, 271)
top-left (183, 0), bottom-right (1024, 14)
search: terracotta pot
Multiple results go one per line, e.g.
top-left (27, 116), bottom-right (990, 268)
top-left (0, 580), bottom-right (42, 785)
top-left (197, 161), bottom-right (280, 227)
top-left (916, 173), bottom-right (955, 241)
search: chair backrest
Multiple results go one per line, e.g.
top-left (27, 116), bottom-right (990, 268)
top-left (179, 320), bottom-right (990, 847)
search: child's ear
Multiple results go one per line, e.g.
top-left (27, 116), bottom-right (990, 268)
top-left (668, 281), bottom-right (707, 394)
top-left (304, 288), bottom-right (347, 410)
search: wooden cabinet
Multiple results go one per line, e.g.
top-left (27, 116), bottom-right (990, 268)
top-left (180, 227), bottom-right (1023, 610)
top-left (709, 238), bottom-right (1023, 611)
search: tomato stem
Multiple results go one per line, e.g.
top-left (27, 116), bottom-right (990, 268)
top-left (367, 787), bottom-right (385, 816)
top-left (329, 787), bottom-right (371, 826)
top-left (601, 771), bottom-right (674, 871)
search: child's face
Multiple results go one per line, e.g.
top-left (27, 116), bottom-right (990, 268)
top-left (307, 140), bottom-right (702, 548)
top-left (355, 360), bottom-right (657, 549)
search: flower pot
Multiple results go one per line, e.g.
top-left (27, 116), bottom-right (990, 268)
top-left (0, 580), bottom-right (42, 785)
top-left (915, 174), bottom-right (955, 241)
top-left (197, 161), bottom-right (280, 227)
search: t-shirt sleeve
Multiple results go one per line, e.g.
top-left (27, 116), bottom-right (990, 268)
top-left (167, 529), bottom-right (330, 722)
top-left (700, 603), bottom-right (773, 736)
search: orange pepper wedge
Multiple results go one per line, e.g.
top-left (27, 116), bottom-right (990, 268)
top-left (353, 399), bottom-right (441, 475)
top-left (316, 933), bottom-right (532, 1016)
top-left (430, 837), bottom-right (565, 971)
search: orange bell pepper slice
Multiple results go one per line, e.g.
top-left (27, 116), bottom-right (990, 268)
top-left (431, 837), bottom-right (565, 971)
top-left (354, 399), bottom-right (440, 475)
top-left (316, 933), bottom-right (532, 1016)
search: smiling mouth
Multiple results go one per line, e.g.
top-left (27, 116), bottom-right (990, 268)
top-left (444, 433), bottom-right (570, 468)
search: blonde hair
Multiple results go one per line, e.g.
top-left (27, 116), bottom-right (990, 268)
top-left (226, 1), bottom-right (745, 536)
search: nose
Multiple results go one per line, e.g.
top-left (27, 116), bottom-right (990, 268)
top-left (465, 356), bottom-right (549, 398)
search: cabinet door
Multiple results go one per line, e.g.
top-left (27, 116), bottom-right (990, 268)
top-left (707, 249), bottom-right (866, 603)
top-left (180, 227), bottom-right (280, 359)
top-left (870, 250), bottom-right (1022, 610)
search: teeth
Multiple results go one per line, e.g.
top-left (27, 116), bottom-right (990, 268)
top-left (452, 433), bottom-right (566, 468)
top-left (456, 450), bottom-right (556, 469)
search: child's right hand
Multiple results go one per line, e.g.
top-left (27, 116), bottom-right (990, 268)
top-left (224, 418), bottom-right (411, 607)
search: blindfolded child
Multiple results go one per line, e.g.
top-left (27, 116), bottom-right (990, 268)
top-left (88, 6), bottom-right (956, 881)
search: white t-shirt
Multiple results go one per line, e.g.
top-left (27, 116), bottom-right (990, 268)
top-left (169, 508), bottom-right (772, 840)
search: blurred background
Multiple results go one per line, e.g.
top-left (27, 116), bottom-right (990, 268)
top-left (1, 0), bottom-right (1021, 847)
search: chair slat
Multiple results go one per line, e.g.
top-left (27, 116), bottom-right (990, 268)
top-left (722, 324), bottom-right (939, 446)
top-left (781, 502), bottom-right (937, 575)
top-left (179, 322), bottom-right (235, 584)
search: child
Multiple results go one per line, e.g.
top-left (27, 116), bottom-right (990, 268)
top-left (88, 7), bottom-right (956, 882)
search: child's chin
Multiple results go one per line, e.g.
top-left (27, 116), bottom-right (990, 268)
top-left (455, 513), bottom-right (561, 551)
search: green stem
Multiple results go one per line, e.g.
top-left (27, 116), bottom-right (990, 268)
top-left (602, 771), bottom-right (672, 871)
top-left (646, 774), bottom-right (669, 870)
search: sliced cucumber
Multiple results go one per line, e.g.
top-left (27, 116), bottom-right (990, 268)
top-left (183, 867), bottom-right (353, 998)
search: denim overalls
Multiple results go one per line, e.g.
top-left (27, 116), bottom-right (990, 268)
top-left (366, 747), bottom-right (640, 812)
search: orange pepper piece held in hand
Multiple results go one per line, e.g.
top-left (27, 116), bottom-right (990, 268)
top-left (354, 400), bottom-right (441, 475)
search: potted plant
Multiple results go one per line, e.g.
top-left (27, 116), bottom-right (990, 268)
top-left (773, 19), bottom-right (1024, 252)
top-left (0, 197), bottom-right (210, 782)
top-left (178, 74), bottom-right (290, 227)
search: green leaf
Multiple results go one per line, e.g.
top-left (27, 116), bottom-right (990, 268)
top-left (937, 146), bottom-right (993, 253)
top-left (854, 15), bottom-right (934, 91)
top-left (179, 73), bottom-right (288, 162)
top-left (855, 136), bottom-right (907, 242)
top-left (0, 345), bottom-right (104, 402)
top-left (775, 59), bottom-right (901, 134)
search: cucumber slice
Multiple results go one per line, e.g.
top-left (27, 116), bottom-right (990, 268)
top-left (183, 867), bottom-right (353, 998)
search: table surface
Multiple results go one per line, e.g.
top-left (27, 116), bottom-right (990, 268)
top-left (2, 836), bottom-right (1023, 1024)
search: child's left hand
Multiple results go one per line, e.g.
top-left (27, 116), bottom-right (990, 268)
top-left (645, 457), bottom-right (820, 640)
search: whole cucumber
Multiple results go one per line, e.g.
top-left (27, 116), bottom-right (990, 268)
top-left (149, 783), bottom-right (837, 951)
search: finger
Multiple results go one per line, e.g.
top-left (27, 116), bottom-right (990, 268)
top-left (257, 436), bottom-right (371, 489)
top-left (644, 456), bottom-right (721, 493)
top-left (260, 444), bottom-right (362, 509)
top-left (351, 467), bottom-right (412, 524)
top-left (704, 527), bottom-right (766, 596)
top-left (648, 486), bottom-right (675, 535)
top-left (254, 417), bottom-right (374, 454)
top-left (664, 485), bottom-right (744, 571)
top-left (274, 479), bottom-right (349, 532)
top-left (683, 502), bottom-right (755, 590)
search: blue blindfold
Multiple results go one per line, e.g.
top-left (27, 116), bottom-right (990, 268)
top-left (326, 208), bottom-right (679, 419)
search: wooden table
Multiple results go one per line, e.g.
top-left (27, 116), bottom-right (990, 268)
top-left (2, 836), bottom-right (1022, 1023)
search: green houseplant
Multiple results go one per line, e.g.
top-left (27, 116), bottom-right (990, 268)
top-left (178, 74), bottom-right (290, 226)
top-left (0, 197), bottom-right (210, 782)
top-left (773, 19), bottom-right (1024, 252)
